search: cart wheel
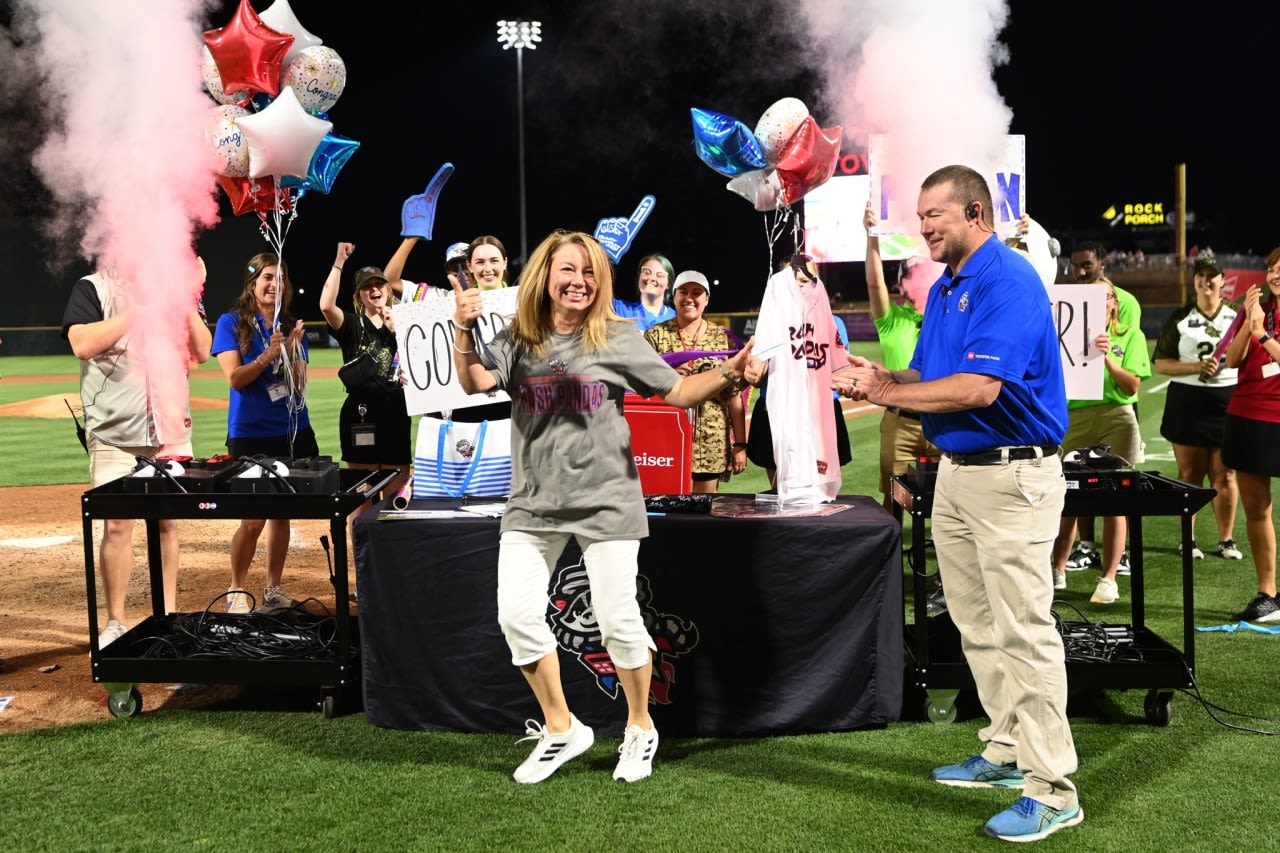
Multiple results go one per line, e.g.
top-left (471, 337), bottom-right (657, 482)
top-left (107, 685), bottom-right (143, 719)
top-left (321, 693), bottom-right (337, 719)
top-left (1144, 690), bottom-right (1172, 727)
top-left (924, 689), bottom-right (959, 724)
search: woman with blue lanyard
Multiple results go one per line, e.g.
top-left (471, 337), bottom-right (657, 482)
top-left (212, 252), bottom-right (316, 614)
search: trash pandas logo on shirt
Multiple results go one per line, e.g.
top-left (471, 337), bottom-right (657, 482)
top-left (547, 558), bottom-right (699, 703)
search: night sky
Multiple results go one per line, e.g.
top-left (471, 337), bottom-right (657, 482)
top-left (2, 0), bottom-right (1272, 324)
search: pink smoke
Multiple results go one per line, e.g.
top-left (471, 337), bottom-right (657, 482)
top-left (23, 0), bottom-right (221, 444)
top-left (800, 0), bottom-right (1014, 229)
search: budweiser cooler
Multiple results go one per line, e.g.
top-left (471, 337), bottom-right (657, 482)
top-left (622, 393), bottom-right (693, 495)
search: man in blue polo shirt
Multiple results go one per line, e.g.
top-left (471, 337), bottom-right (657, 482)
top-left (835, 164), bottom-right (1080, 843)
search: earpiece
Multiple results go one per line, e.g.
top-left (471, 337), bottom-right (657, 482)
top-left (965, 202), bottom-right (979, 221)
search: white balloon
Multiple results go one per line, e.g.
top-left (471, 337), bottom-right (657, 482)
top-left (754, 97), bottom-right (809, 165)
top-left (259, 0), bottom-right (323, 68)
top-left (726, 168), bottom-right (783, 212)
top-left (235, 86), bottom-right (332, 180)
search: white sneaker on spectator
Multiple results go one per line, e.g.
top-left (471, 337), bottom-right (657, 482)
top-left (1053, 570), bottom-right (1067, 590)
top-left (98, 619), bottom-right (127, 648)
top-left (226, 588), bottom-right (251, 614)
top-left (1179, 540), bottom-right (1205, 560)
top-left (1216, 539), bottom-right (1243, 560)
top-left (1091, 577), bottom-right (1119, 604)
top-left (613, 724), bottom-right (660, 782)
top-left (513, 715), bottom-right (594, 784)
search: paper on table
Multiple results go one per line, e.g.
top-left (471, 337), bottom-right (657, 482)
top-left (457, 503), bottom-right (507, 518)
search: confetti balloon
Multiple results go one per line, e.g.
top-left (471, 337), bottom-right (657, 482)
top-left (283, 45), bottom-right (347, 115)
top-left (754, 97), bottom-right (809, 165)
top-left (205, 104), bottom-right (252, 177)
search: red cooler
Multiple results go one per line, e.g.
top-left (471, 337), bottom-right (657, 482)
top-left (623, 393), bottom-right (693, 495)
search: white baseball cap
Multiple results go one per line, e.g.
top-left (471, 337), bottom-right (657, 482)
top-left (673, 270), bottom-right (711, 292)
top-left (445, 242), bottom-right (469, 263)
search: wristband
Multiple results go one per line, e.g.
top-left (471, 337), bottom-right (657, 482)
top-left (456, 322), bottom-right (475, 332)
top-left (1258, 333), bottom-right (1272, 345)
top-left (732, 442), bottom-right (748, 449)
top-left (332, 264), bottom-right (343, 273)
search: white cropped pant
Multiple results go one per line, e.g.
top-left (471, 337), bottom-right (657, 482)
top-left (497, 530), bottom-right (656, 670)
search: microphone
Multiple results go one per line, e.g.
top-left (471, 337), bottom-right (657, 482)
top-left (941, 284), bottom-right (953, 297)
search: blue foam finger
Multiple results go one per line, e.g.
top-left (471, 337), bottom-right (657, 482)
top-left (401, 162), bottom-right (455, 240)
top-left (593, 194), bottom-right (656, 263)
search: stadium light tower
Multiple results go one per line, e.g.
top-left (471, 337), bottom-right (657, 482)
top-left (496, 19), bottom-right (542, 267)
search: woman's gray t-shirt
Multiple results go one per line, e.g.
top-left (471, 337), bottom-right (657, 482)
top-left (485, 320), bottom-right (679, 540)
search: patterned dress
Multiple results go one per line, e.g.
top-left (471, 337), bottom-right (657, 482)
top-left (645, 319), bottom-right (739, 476)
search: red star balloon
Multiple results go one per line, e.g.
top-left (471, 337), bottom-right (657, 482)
top-left (202, 0), bottom-right (295, 99)
top-left (775, 117), bottom-right (843, 206)
top-left (216, 174), bottom-right (278, 216)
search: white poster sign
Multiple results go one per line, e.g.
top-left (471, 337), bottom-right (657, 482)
top-left (1051, 284), bottom-right (1107, 400)
top-left (392, 287), bottom-right (519, 415)
top-left (868, 135), bottom-right (1026, 240)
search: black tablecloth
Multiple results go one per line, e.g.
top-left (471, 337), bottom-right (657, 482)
top-left (354, 495), bottom-right (902, 737)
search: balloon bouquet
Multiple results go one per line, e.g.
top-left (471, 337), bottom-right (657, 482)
top-left (201, 0), bottom-right (358, 322)
top-left (691, 98), bottom-right (842, 268)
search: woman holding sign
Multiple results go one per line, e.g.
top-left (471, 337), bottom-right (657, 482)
top-left (319, 242), bottom-right (411, 505)
top-left (450, 230), bottom-right (755, 786)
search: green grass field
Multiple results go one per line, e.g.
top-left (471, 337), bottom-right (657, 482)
top-left (2, 346), bottom-right (1279, 851)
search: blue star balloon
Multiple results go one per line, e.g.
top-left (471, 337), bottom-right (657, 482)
top-left (690, 107), bottom-right (767, 177)
top-left (280, 131), bottom-right (359, 194)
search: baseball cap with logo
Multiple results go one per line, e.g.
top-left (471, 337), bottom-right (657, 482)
top-left (673, 270), bottom-right (711, 292)
top-left (354, 266), bottom-right (388, 289)
top-left (445, 242), bottom-right (469, 263)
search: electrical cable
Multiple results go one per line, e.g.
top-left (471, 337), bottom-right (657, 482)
top-left (1052, 602), bottom-right (1277, 734)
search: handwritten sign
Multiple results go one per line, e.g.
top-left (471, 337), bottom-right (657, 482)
top-left (868, 135), bottom-right (1026, 240)
top-left (392, 287), bottom-right (519, 415)
top-left (1051, 284), bottom-right (1107, 400)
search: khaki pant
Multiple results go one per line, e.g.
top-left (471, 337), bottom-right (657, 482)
top-left (933, 451), bottom-right (1079, 810)
top-left (878, 409), bottom-right (939, 496)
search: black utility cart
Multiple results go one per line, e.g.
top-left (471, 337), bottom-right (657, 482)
top-left (82, 460), bottom-right (397, 718)
top-left (892, 468), bottom-right (1215, 727)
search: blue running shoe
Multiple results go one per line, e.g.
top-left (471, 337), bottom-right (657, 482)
top-left (931, 755), bottom-right (1025, 788)
top-left (985, 796), bottom-right (1083, 842)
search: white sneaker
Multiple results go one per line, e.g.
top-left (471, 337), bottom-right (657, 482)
top-left (512, 715), bottom-right (594, 784)
top-left (1179, 540), bottom-right (1205, 560)
top-left (1216, 539), bottom-right (1244, 560)
top-left (1053, 570), bottom-right (1067, 591)
top-left (98, 619), bottom-right (127, 648)
top-left (257, 585), bottom-right (296, 613)
top-left (613, 724), bottom-right (660, 782)
top-left (1091, 577), bottom-right (1119, 604)
top-left (226, 588), bottom-right (251, 614)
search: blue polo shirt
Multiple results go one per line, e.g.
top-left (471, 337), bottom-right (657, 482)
top-left (613, 299), bottom-right (675, 332)
top-left (909, 236), bottom-right (1067, 453)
